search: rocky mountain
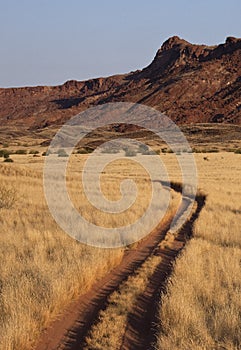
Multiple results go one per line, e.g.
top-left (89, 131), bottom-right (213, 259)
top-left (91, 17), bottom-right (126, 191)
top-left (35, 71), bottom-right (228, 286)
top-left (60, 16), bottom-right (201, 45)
top-left (0, 36), bottom-right (241, 130)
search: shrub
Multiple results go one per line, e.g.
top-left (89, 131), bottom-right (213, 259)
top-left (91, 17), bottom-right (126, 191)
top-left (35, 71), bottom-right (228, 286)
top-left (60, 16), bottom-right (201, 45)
top-left (4, 158), bottom-right (14, 163)
top-left (0, 150), bottom-right (10, 158)
top-left (77, 148), bottom-right (89, 154)
top-left (15, 149), bottom-right (27, 155)
top-left (138, 144), bottom-right (156, 155)
top-left (57, 149), bottom-right (68, 157)
top-left (192, 148), bottom-right (201, 153)
top-left (29, 150), bottom-right (39, 155)
top-left (42, 150), bottom-right (52, 156)
top-left (161, 148), bottom-right (174, 154)
top-left (138, 144), bottom-right (149, 154)
top-left (100, 148), bottom-right (119, 154)
top-left (206, 148), bottom-right (219, 153)
top-left (234, 148), bottom-right (241, 154)
top-left (125, 149), bottom-right (137, 157)
top-left (139, 144), bottom-right (149, 151)
top-left (77, 147), bottom-right (93, 154)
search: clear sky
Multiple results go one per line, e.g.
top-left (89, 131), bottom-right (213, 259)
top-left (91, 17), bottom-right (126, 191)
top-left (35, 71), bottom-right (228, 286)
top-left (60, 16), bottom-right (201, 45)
top-left (1, 0), bottom-right (241, 87)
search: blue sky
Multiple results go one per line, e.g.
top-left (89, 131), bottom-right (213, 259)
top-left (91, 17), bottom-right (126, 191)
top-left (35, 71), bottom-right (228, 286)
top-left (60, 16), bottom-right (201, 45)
top-left (1, 0), bottom-right (241, 87)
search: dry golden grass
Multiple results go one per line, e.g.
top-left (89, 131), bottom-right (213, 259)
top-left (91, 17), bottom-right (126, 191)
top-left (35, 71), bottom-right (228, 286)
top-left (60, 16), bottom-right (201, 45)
top-left (1, 149), bottom-right (240, 350)
top-left (157, 152), bottom-right (241, 350)
top-left (67, 155), bottom-right (153, 229)
top-left (0, 151), bottom-right (169, 350)
top-left (0, 155), bottom-right (127, 350)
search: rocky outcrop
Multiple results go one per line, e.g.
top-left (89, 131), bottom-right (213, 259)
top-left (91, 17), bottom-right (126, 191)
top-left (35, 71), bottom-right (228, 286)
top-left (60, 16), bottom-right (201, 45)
top-left (0, 36), bottom-right (241, 130)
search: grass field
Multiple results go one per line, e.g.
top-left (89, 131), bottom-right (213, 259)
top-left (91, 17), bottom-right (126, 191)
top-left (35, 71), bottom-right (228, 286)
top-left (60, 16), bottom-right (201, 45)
top-left (0, 154), bottom-right (126, 350)
top-left (0, 149), bottom-right (240, 350)
top-left (0, 150), bottom-right (171, 350)
top-left (157, 152), bottom-right (241, 350)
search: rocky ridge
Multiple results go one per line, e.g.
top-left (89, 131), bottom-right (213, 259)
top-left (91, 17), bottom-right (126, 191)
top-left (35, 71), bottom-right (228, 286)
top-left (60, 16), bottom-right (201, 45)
top-left (0, 36), bottom-right (241, 131)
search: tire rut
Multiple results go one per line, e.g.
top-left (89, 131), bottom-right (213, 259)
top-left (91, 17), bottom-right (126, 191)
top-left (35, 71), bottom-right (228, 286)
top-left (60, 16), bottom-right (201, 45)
top-left (35, 187), bottom-right (205, 350)
top-left (120, 193), bottom-right (206, 350)
top-left (35, 213), bottom-right (172, 350)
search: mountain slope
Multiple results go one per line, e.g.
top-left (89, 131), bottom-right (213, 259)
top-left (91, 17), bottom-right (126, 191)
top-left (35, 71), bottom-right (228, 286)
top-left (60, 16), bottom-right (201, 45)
top-left (0, 36), bottom-right (241, 130)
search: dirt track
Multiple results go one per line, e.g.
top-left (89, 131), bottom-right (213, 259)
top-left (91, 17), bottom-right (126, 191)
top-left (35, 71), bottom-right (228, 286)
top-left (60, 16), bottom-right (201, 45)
top-left (120, 194), bottom-right (205, 350)
top-left (35, 187), bottom-right (205, 350)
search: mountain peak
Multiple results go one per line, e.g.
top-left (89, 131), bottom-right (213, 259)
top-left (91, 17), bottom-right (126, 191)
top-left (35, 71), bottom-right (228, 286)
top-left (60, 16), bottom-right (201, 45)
top-left (140, 36), bottom-right (206, 79)
top-left (225, 36), bottom-right (241, 44)
top-left (161, 36), bottom-right (191, 50)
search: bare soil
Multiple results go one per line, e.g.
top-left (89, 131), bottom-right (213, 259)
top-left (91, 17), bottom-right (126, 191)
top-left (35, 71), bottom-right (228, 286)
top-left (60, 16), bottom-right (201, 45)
top-left (35, 188), bottom-right (205, 350)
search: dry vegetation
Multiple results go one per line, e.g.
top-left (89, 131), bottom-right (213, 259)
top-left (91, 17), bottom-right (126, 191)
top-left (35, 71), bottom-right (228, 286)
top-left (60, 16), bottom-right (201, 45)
top-left (0, 150), bottom-right (170, 350)
top-left (67, 154), bottom-right (153, 229)
top-left (157, 152), bottom-right (241, 350)
top-left (0, 148), bottom-right (240, 350)
top-left (0, 154), bottom-right (141, 350)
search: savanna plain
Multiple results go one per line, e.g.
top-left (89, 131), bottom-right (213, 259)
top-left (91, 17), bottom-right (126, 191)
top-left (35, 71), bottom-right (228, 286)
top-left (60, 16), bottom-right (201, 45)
top-left (0, 143), bottom-right (240, 350)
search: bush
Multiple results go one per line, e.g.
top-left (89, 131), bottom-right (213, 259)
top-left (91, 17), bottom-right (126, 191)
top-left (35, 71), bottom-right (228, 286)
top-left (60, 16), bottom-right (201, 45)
top-left (101, 148), bottom-right (119, 154)
top-left (0, 150), bottom-right (10, 158)
top-left (160, 148), bottom-right (175, 154)
top-left (15, 149), bottom-right (27, 155)
top-left (29, 150), bottom-right (39, 155)
top-left (77, 148), bottom-right (89, 154)
top-left (138, 144), bottom-right (149, 154)
top-left (234, 148), bottom-right (241, 154)
top-left (125, 149), bottom-right (137, 157)
top-left (57, 149), bottom-right (68, 157)
top-left (42, 150), bottom-right (52, 156)
top-left (4, 158), bottom-right (14, 163)
top-left (77, 147), bottom-right (93, 154)
top-left (206, 148), bottom-right (219, 153)
top-left (0, 186), bottom-right (17, 209)
top-left (138, 144), bottom-right (156, 155)
top-left (192, 148), bottom-right (202, 153)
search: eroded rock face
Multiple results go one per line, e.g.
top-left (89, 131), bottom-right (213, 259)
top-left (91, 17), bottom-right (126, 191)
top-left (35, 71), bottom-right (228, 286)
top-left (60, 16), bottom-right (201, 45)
top-left (0, 36), bottom-right (241, 130)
